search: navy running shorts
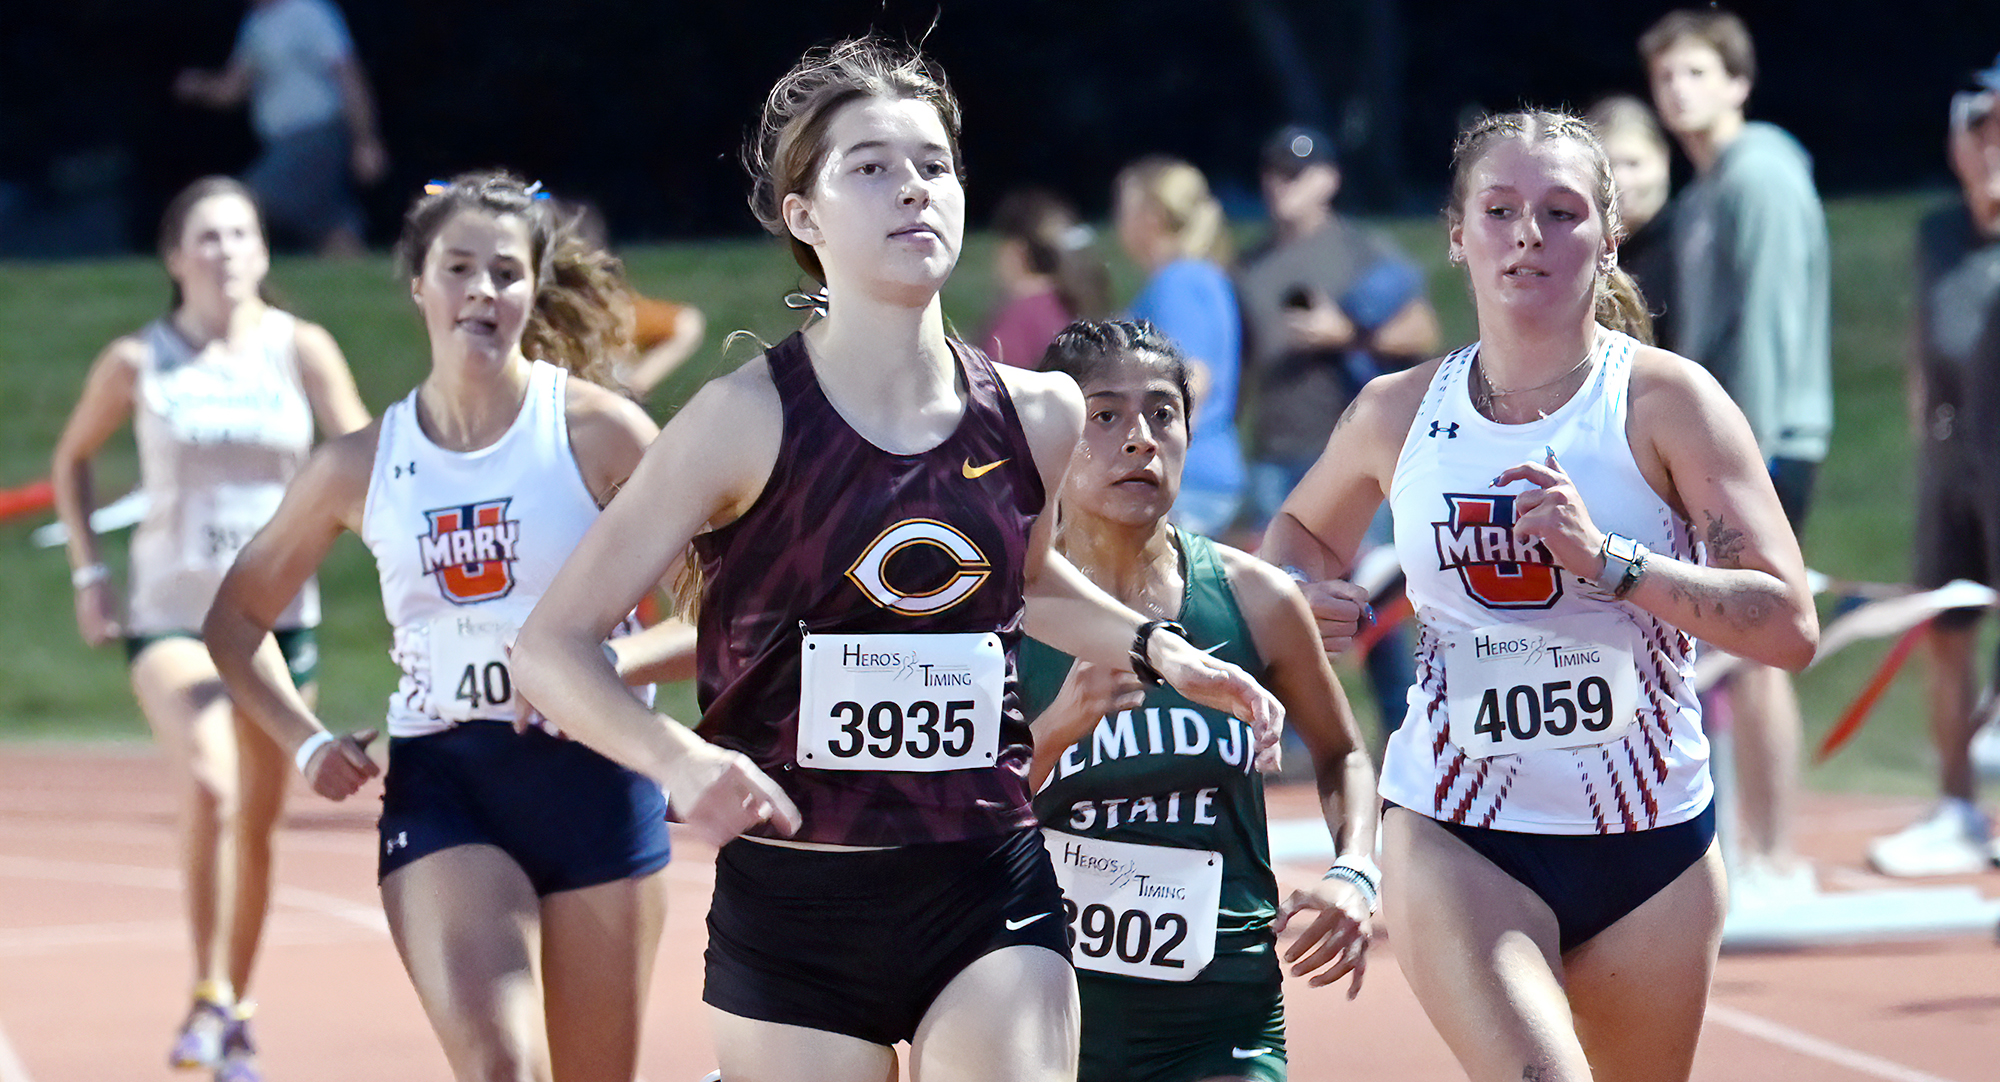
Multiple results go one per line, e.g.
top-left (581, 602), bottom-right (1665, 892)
top-left (1412, 800), bottom-right (1717, 953)
top-left (703, 825), bottom-right (1070, 1046)
top-left (1077, 972), bottom-right (1286, 1082)
top-left (378, 721), bottom-right (671, 895)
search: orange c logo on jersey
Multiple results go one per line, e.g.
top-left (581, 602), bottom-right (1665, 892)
top-left (846, 518), bottom-right (992, 615)
top-left (418, 498), bottom-right (520, 604)
top-left (1432, 493), bottom-right (1563, 610)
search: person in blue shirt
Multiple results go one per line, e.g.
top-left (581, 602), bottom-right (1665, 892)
top-left (1115, 157), bottom-right (1247, 539)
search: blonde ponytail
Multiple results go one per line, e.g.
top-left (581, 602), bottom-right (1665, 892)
top-left (1596, 266), bottom-right (1654, 345)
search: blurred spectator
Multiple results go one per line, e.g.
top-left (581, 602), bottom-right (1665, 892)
top-left (1644, 8), bottom-right (1833, 902)
top-left (1114, 156), bottom-right (1247, 537)
top-left (1587, 95), bottom-right (1678, 350)
top-left (1236, 124), bottom-right (1438, 732)
top-left (1868, 67), bottom-right (2000, 877)
top-left (980, 188), bottom-right (1109, 368)
top-left (175, 0), bottom-right (387, 256)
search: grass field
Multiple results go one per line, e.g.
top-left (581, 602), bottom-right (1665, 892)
top-left (0, 191), bottom-right (1967, 797)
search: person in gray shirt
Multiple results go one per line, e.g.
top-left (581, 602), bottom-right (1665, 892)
top-left (1237, 125), bottom-right (1438, 734)
top-left (1869, 72), bottom-right (2000, 878)
top-left (1644, 8), bottom-right (1832, 905)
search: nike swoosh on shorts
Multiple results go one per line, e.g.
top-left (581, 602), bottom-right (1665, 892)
top-left (1231, 1047), bottom-right (1271, 1059)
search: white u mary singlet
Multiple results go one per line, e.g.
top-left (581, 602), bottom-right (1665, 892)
top-left (361, 361), bottom-right (626, 738)
top-left (128, 309), bottom-right (317, 635)
top-left (1382, 331), bottom-right (1710, 834)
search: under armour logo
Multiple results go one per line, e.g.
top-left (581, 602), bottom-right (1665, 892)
top-left (385, 831), bottom-right (408, 855)
top-left (393, 462), bottom-right (417, 478)
top-left (1429, 421), bottom-right (1459, 439)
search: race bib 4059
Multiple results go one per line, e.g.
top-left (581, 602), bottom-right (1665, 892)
top-left (1444, 611), bottom-right (1640, 758)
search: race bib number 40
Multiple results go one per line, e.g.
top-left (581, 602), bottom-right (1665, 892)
top-left (1444, 612), bottom-right (1640, 758)
top-left (427, 614), bottom-right (516, 722)
top-left (797, 632), bottom-right (1002, 772)
top-left (1043, 830), bottom-right (1221, 982)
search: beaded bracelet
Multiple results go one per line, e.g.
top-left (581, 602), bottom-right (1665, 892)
top-left (1322, 852), bottom-right (1382, 915)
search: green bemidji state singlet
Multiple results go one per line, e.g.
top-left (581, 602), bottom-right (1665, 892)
top-left (1021, 527), bottom-right (1279, 987)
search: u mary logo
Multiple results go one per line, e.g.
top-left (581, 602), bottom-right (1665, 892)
top-left (418, 498), bottom-right (520, 604)
top-left (1432, 492), bottom-right (1563, 609)
top-left (847, 518), bottom-right (991, 615)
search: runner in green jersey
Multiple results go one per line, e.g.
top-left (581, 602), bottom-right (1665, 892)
top-left (1021, 320), bottom-right (1379, 1082)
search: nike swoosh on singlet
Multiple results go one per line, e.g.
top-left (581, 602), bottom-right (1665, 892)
top-left (962, 457), bottom-right (1009, 479)
top-left (1003, 912), bottom-right (1051, 931)
top-left (1230, 1048), bottom-right (1271, 1059)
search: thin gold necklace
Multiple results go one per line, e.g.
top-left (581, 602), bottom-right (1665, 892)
top-left (1472, 343), bottom-right (1596, 418)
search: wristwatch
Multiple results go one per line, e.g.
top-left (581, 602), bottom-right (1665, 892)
top-left (1129, 620), bottom-right (1187, 687)
top-left (1595, 533), bottom-right (1650, 600)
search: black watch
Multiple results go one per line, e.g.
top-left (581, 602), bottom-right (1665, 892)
top-left (1130, 620), bottom-right (1187, 687)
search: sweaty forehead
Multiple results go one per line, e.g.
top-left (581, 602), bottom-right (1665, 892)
top-left (1082, 354), bottom-right (1183, 397)
top-left (429, 209), bottom-right (532, 258)
top-left (825, 95), bottom-right (951, 154)
top-left (1473, 138), bottom-right (1597, 197)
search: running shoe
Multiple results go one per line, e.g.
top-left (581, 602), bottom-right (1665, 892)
top-left (1866, 800), bottom-right (1993, 878)
top-left (214, 1005), bottom-right (262, 1082)
top-left (168, 997), bottom-right (230, 1070)
top-left (1726, 856), bottom-right (1817, 910)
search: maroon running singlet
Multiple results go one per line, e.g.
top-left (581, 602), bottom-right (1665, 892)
top-left (693, 333), bottom-right (1044, 846)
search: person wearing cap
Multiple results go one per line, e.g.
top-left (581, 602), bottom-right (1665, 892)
top-left (1642, 8), bottom-right (1833, 907)
top-left (1237, 124), bottom-right (1438, 733)
top-left (1869, 70), bottom-right (2000, 877)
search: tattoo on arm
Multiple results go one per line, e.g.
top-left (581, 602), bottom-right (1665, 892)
top-left (1703, 511), bottom-right (1748, 568)
top-left (1331, 396), bottom-right (1361, 436)
top-left (1522, 1068), bottom-right (1545, 1081)
top-left (1667, 566), bottom-right (1776, 631)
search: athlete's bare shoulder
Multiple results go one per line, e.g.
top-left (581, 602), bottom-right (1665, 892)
top-left (1355, 355), bottom-right (1442, 431)
top-left (677, 351), bottom-right (781, 438)
top-left (991, 361), bottom-right (1084, 487)
top-left (564, 376), bottom-right (661, 504)
top-left (1627, 343), bottom-right (1717, 404)
top-left (992, 361), bottom-right (1085, 424)
top-left (637, 352), bottom-right (783, 528)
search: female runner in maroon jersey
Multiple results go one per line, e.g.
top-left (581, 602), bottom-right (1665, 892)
top-left (514, 36), bottom-right (1281, 1082)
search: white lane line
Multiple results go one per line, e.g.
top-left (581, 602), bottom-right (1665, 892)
top-left (0, 854), bottom-right (386, 932)
top-left (0, 816), bottom-right (374, 855)
top-left (0, 1018), bottom-right (34, 1082)
top-left (0, 916), bottom-right (382, 957)
top-left (1707, 1004), bottom-right (1964, 1082)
